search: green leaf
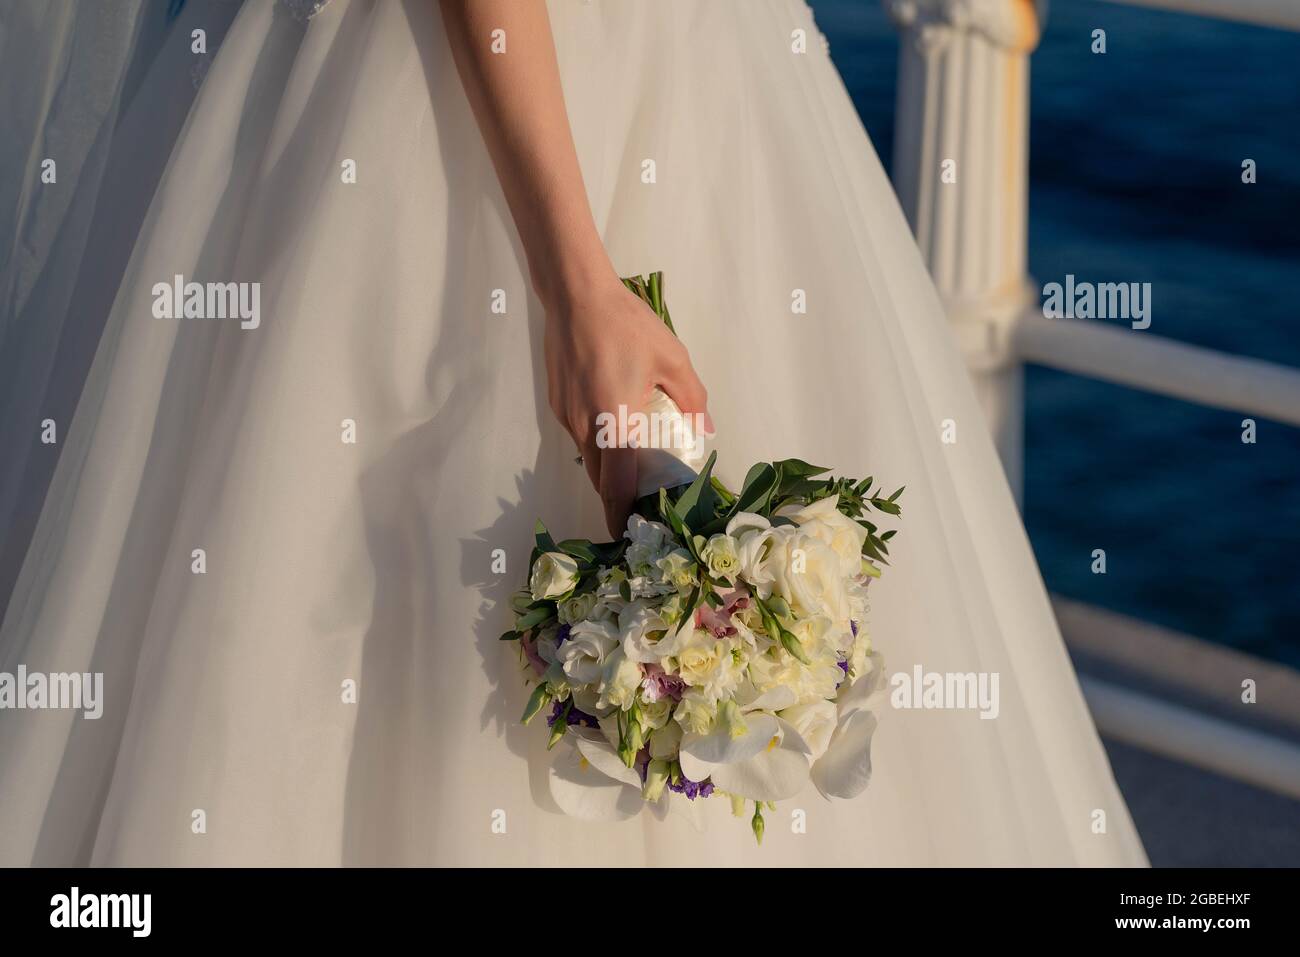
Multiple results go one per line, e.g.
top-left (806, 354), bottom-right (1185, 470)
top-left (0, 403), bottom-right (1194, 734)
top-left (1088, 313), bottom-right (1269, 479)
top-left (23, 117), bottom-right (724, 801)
top-left (732, 462), bottom-right (778, 515)
top-left (499, 629), bottom-right (521, 642)
top-left (887, 485), bottom-right (906, 502)
top-left (673, 450), bottom-right (719, 530)
top-left (589, 540), bottom-right (628, 566)
top-left (659, 487), bottom-right (684, 534)
top-left (520, 683), bottom-right (552, 725)
top-left (682, 583), bottom-right (703, 622)
top-left (515, 604), bottom-right (555, 631)
top-left (534, 519), bottom-right (557, 553)
top-left (772, 458), bottom-right (831, 480)
top-left (557, 539), bottom-right (596, 563)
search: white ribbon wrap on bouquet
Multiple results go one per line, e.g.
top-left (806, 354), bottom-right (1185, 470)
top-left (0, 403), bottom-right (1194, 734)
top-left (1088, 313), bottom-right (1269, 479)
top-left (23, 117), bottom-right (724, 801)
top-left (634, 387), bottom-right (712, 498)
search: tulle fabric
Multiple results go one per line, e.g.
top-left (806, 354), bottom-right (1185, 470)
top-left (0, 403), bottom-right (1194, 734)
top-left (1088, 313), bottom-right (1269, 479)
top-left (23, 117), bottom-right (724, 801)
top-left (0, 0), bottom-right (1146, 865)
top-left (0, 0), bottom-right (242, 623)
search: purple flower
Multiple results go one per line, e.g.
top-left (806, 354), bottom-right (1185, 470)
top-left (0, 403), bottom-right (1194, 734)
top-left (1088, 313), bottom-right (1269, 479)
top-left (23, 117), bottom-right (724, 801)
top-left (546, 700), bottom-right (598, 729)
top-left (850, 620), bottom-right (859, 637)
top-left (641, 663), bottom-right (685, 703)
top-left (556, 623), bottom-right (573, 645)
top-left (837, 658), bottom-right (850, 677)
top-left (668, 770), bottom-right (715, 801)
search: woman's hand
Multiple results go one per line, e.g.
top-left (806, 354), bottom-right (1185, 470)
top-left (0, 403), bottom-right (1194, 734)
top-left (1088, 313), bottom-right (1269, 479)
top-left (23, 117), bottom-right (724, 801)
top-left (440, 1), bottom-right (710, 534)
top-left (544, 277), bottom-right (712, 537)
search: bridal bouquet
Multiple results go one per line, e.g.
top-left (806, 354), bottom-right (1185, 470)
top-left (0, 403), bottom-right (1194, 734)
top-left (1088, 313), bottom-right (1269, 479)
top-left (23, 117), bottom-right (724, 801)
top-left (503, 273), bottom-right (902, 841)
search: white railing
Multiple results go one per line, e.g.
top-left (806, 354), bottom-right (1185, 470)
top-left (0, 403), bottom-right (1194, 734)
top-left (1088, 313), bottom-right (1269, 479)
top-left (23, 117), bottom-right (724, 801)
top-left (1057, 597), bottom-right (1300, 800)
top-left (1014, 311), bottom-right (1300, 429)
top-left (1081, 676), bottom-right (1300, 800)
top-left (884, 0), bottom-right (1300, 788)
top-left (1102, 0), bottom-right (1300, 32)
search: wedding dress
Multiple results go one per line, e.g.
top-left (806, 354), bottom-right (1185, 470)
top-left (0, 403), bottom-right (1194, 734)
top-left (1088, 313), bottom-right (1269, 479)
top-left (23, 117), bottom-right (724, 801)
top-left (0, 0), bottom-right (1147, 866)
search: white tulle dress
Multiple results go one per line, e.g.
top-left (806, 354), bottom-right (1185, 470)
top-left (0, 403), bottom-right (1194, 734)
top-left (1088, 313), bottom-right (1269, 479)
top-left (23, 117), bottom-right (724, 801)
top-left (0, 0), bottom-right (1146, 866)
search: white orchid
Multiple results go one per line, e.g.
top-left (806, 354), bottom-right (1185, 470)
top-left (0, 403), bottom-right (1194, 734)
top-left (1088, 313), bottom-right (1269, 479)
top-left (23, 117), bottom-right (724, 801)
top-left (677, 685), bottom-right (813, 801)
top-left (809, 651), bottom-right (888, 799)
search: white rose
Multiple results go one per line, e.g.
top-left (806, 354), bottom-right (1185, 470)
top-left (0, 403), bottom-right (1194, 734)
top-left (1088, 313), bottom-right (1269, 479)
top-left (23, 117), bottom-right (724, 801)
top-left (768, 531), bottom-right (851, 622)
top-left (557, 619), bottom-right (619, 687)
top-left (597, 648), bottom-right (644, 710)
top-left (558, 591), bottom-right (597, 625)
top-left (655, 548), bottom-right (698, 590)
top-left (530, 551), bottom-right (580, 601)
top-left (775, 495), bottom-right (868, 579)
top-left (618, 600), bottom-right (672, 663)
top-left (700, 534), bottom-right (741, 583)
top-left (726, 512), bottom-right (778, 597)
top-left (671, 627), bottom-right (746, 701)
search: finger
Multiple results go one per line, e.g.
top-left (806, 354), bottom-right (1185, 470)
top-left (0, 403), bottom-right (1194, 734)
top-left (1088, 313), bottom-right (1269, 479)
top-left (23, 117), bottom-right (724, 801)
top-left (598, 446), bottom-right (638, 538)
top-left (658, 365), bottom-right (714, 435)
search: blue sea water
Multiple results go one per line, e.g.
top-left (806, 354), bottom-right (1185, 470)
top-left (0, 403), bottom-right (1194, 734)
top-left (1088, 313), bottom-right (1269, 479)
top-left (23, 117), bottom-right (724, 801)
top-left (811, 0), bottom-right (1300, 666)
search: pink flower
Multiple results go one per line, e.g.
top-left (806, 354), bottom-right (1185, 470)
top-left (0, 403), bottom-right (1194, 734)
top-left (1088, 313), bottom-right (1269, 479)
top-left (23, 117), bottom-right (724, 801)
top-left (694, 586), bottom-right (751, 638)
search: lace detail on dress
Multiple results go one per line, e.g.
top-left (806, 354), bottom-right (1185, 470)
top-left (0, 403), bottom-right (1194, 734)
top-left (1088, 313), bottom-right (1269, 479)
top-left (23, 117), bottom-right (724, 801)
top-left (280, 0), bottom-right (335, 22)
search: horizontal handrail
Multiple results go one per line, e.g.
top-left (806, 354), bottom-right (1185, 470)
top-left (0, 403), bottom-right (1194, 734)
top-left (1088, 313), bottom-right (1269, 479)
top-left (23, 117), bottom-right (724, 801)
top-left (1012, 310), bottom-right (1300, 428)
top-left (1079, 675), bottom-right (1300, 800)
top-left (1100, 0), bottom-right (1300, 31)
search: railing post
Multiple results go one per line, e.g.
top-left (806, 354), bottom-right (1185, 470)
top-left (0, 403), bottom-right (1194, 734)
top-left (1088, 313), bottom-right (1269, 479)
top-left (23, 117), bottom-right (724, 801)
top-left (883, 0), bottom-right (1047, 504)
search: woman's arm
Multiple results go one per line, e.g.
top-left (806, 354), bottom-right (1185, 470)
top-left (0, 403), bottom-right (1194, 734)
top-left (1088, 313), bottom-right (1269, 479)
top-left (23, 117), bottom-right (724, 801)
top-left (439, 0), bottom-right (710, 536)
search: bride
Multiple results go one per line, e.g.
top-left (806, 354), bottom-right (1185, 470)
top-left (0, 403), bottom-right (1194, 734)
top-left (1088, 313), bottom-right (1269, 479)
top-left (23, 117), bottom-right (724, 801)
top-left (0, 0), bottom-right (1146, 866)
